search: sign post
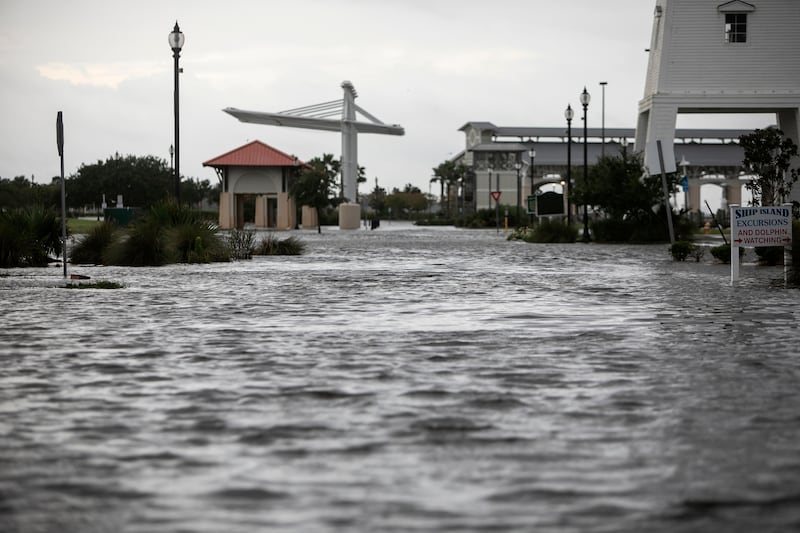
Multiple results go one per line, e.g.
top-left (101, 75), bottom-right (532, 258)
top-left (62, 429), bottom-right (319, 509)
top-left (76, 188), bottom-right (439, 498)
top-left (57, 111), bottom-right (67, 279)
top-left (491, 191), bottom-right (501, 234)
top-left (730, 204), bottom-right (792, 285)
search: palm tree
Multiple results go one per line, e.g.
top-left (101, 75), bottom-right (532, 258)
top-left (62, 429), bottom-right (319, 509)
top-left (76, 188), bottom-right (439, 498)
top-left (432, 160), bottom-right (467, 218)
top-left (429, 174), bottom-right (444, 215)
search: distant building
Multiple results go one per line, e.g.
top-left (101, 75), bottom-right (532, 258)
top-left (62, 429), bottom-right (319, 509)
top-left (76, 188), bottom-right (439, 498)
top-left (635, 0), bottom-right (800, 201)
top-left (453, 122), bottom-right (758, 218)
top-left (203, 140), bottom-right (305, 230)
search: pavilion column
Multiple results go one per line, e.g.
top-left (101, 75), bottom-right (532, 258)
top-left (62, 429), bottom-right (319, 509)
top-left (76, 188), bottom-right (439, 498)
top-left (687, 179), bottom-right (701, 218)
top-left (726, 179), bottom-right (742, 209)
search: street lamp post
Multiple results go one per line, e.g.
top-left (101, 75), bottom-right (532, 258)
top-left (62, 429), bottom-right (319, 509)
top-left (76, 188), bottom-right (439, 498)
top-left (580, 87), bottom-right (591, 242)
top-left (495, 168), bottom-right (500, 233)
top-left (565, 105), bottom-right (574, 227)
top-left (599, 82), bottom-right (607, 157)
top-left (168, 22), bottom-right (185, 203)
top-left (487, 167), bottom-right (493, 211)
top-left (528, 148), bottom-right (536, 225)
top-left (514, 161), bottom-right (522, 226)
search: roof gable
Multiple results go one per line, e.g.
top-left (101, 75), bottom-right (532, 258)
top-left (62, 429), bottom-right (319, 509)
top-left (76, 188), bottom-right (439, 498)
top-left (718, 1), bottom-right (755, 12)
top-left (203, 140), bottom-right (303, 168)
top-left (458, 121), bottom-right (497, 132)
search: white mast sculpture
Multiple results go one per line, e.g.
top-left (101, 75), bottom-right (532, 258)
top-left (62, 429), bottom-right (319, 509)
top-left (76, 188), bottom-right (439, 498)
top-left (224, 81), bottom-right (404, 228)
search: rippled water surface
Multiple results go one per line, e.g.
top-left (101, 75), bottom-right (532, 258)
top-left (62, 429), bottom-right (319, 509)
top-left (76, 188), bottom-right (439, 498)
top-left (2, 225), bottom-right (800, 532)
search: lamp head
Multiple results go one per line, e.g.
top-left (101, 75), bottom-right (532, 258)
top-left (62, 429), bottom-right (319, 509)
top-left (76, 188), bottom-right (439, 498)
top-left (564, 104), bottom-right (574, 121)
top-left (169, 21), bottom-right (185, 52)
top-left (580, 87), bottom-right (591, 106)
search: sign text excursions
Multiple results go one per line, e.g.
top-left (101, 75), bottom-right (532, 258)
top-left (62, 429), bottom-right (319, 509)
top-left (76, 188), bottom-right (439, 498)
top-left (731, 206), bottom-right (792, 247)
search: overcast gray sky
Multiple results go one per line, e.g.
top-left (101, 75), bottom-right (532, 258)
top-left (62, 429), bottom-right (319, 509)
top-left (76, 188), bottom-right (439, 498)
top-left (0, 0), bottom-right (774, 196)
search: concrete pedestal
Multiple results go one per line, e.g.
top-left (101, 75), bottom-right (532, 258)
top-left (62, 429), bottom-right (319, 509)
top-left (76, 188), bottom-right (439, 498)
top-left (338, 203), bottom-right (361, 230)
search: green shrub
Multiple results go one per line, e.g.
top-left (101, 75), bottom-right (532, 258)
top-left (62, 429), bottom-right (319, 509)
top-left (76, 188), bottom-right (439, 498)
top-left (70, 222), bottom-right (117, 264)
top-left (101, 201), bottom-right (229, 266)
top-left (669, 240), bottom-right (698, 262)
top-left (507, 219), bottom-right (576, 243)
top-left (168, 222), bottom-right (229, 263)
top-left (254, 234), bottom-right (306, 255)
top-left (226, 228), bottom-right (255, 260)
top-left (755, 246), bottom-right (784, 266)
top-left (0, 205), bottom-right (62, 267)
top-left (710, 243), bottom-right (744, 263)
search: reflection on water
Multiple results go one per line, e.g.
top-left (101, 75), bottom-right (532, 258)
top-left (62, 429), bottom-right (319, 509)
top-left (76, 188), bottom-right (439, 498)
top-left (2, 225), bottom-right (800, 532)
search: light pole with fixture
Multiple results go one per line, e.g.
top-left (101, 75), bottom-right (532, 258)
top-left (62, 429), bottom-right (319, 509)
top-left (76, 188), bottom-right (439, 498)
top-left (599, 81), bottom-right (607, 157)
top-left (565, 104), bottom-right (574, 227)
top-left (514, 160), bottom-right (522, 226)
top-left (495, 167), bottom-right (500, 233)
top-left (487, 166), bottom-right (493, 211)
top-left (168, 22), bottom-right (185, 203)
top-left (580, 87), bottom-right (591, 242)
top-left (528, 148), bottom-right (536, 225)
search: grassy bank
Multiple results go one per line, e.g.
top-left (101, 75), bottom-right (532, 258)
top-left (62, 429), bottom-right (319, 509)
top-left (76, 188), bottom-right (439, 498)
top-left (68, 218), bottom-right (102, 234)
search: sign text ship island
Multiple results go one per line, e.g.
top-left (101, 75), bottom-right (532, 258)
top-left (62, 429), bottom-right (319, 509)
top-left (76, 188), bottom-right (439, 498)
top-left (733, 206), bottom-right (792, 246)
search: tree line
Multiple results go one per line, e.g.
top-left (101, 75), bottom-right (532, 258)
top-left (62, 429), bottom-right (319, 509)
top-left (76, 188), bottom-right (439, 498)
top-left (0, 153), bottom-right (218, 212)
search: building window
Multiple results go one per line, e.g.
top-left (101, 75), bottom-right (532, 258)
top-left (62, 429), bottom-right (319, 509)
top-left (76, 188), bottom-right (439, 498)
top-left (725, 13), bottom-right (747, 43)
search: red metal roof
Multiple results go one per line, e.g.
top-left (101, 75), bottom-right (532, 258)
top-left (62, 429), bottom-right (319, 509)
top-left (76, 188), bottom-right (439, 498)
top-left (203, 140), bottom-right (304, 168)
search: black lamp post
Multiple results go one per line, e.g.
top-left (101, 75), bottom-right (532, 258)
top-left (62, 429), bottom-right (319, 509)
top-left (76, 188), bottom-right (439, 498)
top-left (514, 161), bottom-right (522, 226)
top-left (565, 104), bottom-right (574, 227)
top-left (495, 167), bottom-right (500, 233)
top-left (168, 22), bottom-right (185, 203)
top-left (528, 148), bottom-right (536, 224)
top-left (580, 87), bottom-right (591, 242)
top-left (599, 81), bottom-right (607, 157)
top-left (487, 166), bottom-right (493, 211)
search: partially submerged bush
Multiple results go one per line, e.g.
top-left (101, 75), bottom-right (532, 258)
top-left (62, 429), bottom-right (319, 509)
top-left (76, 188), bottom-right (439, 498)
top-left (254, 234), bottom-right (306, 256)
top-left (103, 215), bottom-right (170, 266)
top-left (168, 222), bottom-right (229, 263)
top-left (70, 222), bottom-right (117, 264)
top-left (0, 205), bottom-right (62, 267)
top-left (226, 228), bottom-right (255, 260)
top-left (669, 240), bottom-right (698, 262)
top-left (94, 201), bottom-right (230, 266)
top-left (755, 246), bottom-right (784, 266)
top-left (509, 219), bottom-right (577, 243)
top-left (710, 243), bottom-right (744, 263)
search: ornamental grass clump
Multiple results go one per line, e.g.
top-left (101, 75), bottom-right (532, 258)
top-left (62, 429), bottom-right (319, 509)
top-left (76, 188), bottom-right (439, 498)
top-left (0, 205), bottom-right (62, 267)
top-left (253, 234), bottom-right (306, 256)
top-left (70, 222), bottom-right (117, 265)
top-left (508, 219), bottom-right (577, 243)
top-left (226, 228), bottom-right (255, 260)
top-left (91, 201), bottom-right (229, 266)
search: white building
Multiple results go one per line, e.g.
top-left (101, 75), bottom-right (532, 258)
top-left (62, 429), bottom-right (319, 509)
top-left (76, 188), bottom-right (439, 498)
top-left (635, 0), bottom-right (800, 201)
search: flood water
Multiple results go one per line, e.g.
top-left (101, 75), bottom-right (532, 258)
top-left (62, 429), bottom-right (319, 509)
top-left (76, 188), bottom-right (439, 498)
top-left (2, 224), bottom-right (800, 533)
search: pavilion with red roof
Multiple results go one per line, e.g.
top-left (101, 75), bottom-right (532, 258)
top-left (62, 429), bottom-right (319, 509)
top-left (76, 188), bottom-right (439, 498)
top-left (203, 140), bottom-right (310, 230)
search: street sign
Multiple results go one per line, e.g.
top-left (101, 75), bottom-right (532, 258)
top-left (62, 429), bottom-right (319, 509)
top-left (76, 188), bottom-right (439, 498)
top-left (490, 191), bottom-right (501, 202)
top-left (730, 206), bottom-right (792, 247)
top-left (730, 205), bottom-right (792, 285)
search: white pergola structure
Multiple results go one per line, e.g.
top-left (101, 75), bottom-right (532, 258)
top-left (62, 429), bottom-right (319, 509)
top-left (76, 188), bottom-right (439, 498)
top-left (224, 81), bottom-right (404, 228)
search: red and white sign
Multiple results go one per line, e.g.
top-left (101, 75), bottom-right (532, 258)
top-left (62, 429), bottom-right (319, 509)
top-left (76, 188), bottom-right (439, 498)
top-left (731, 206), bottom-right (792, 247)
top-left (730, 205), bottom-right (792, 285)
top-left (490, 191), bottom-right (502, 202)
